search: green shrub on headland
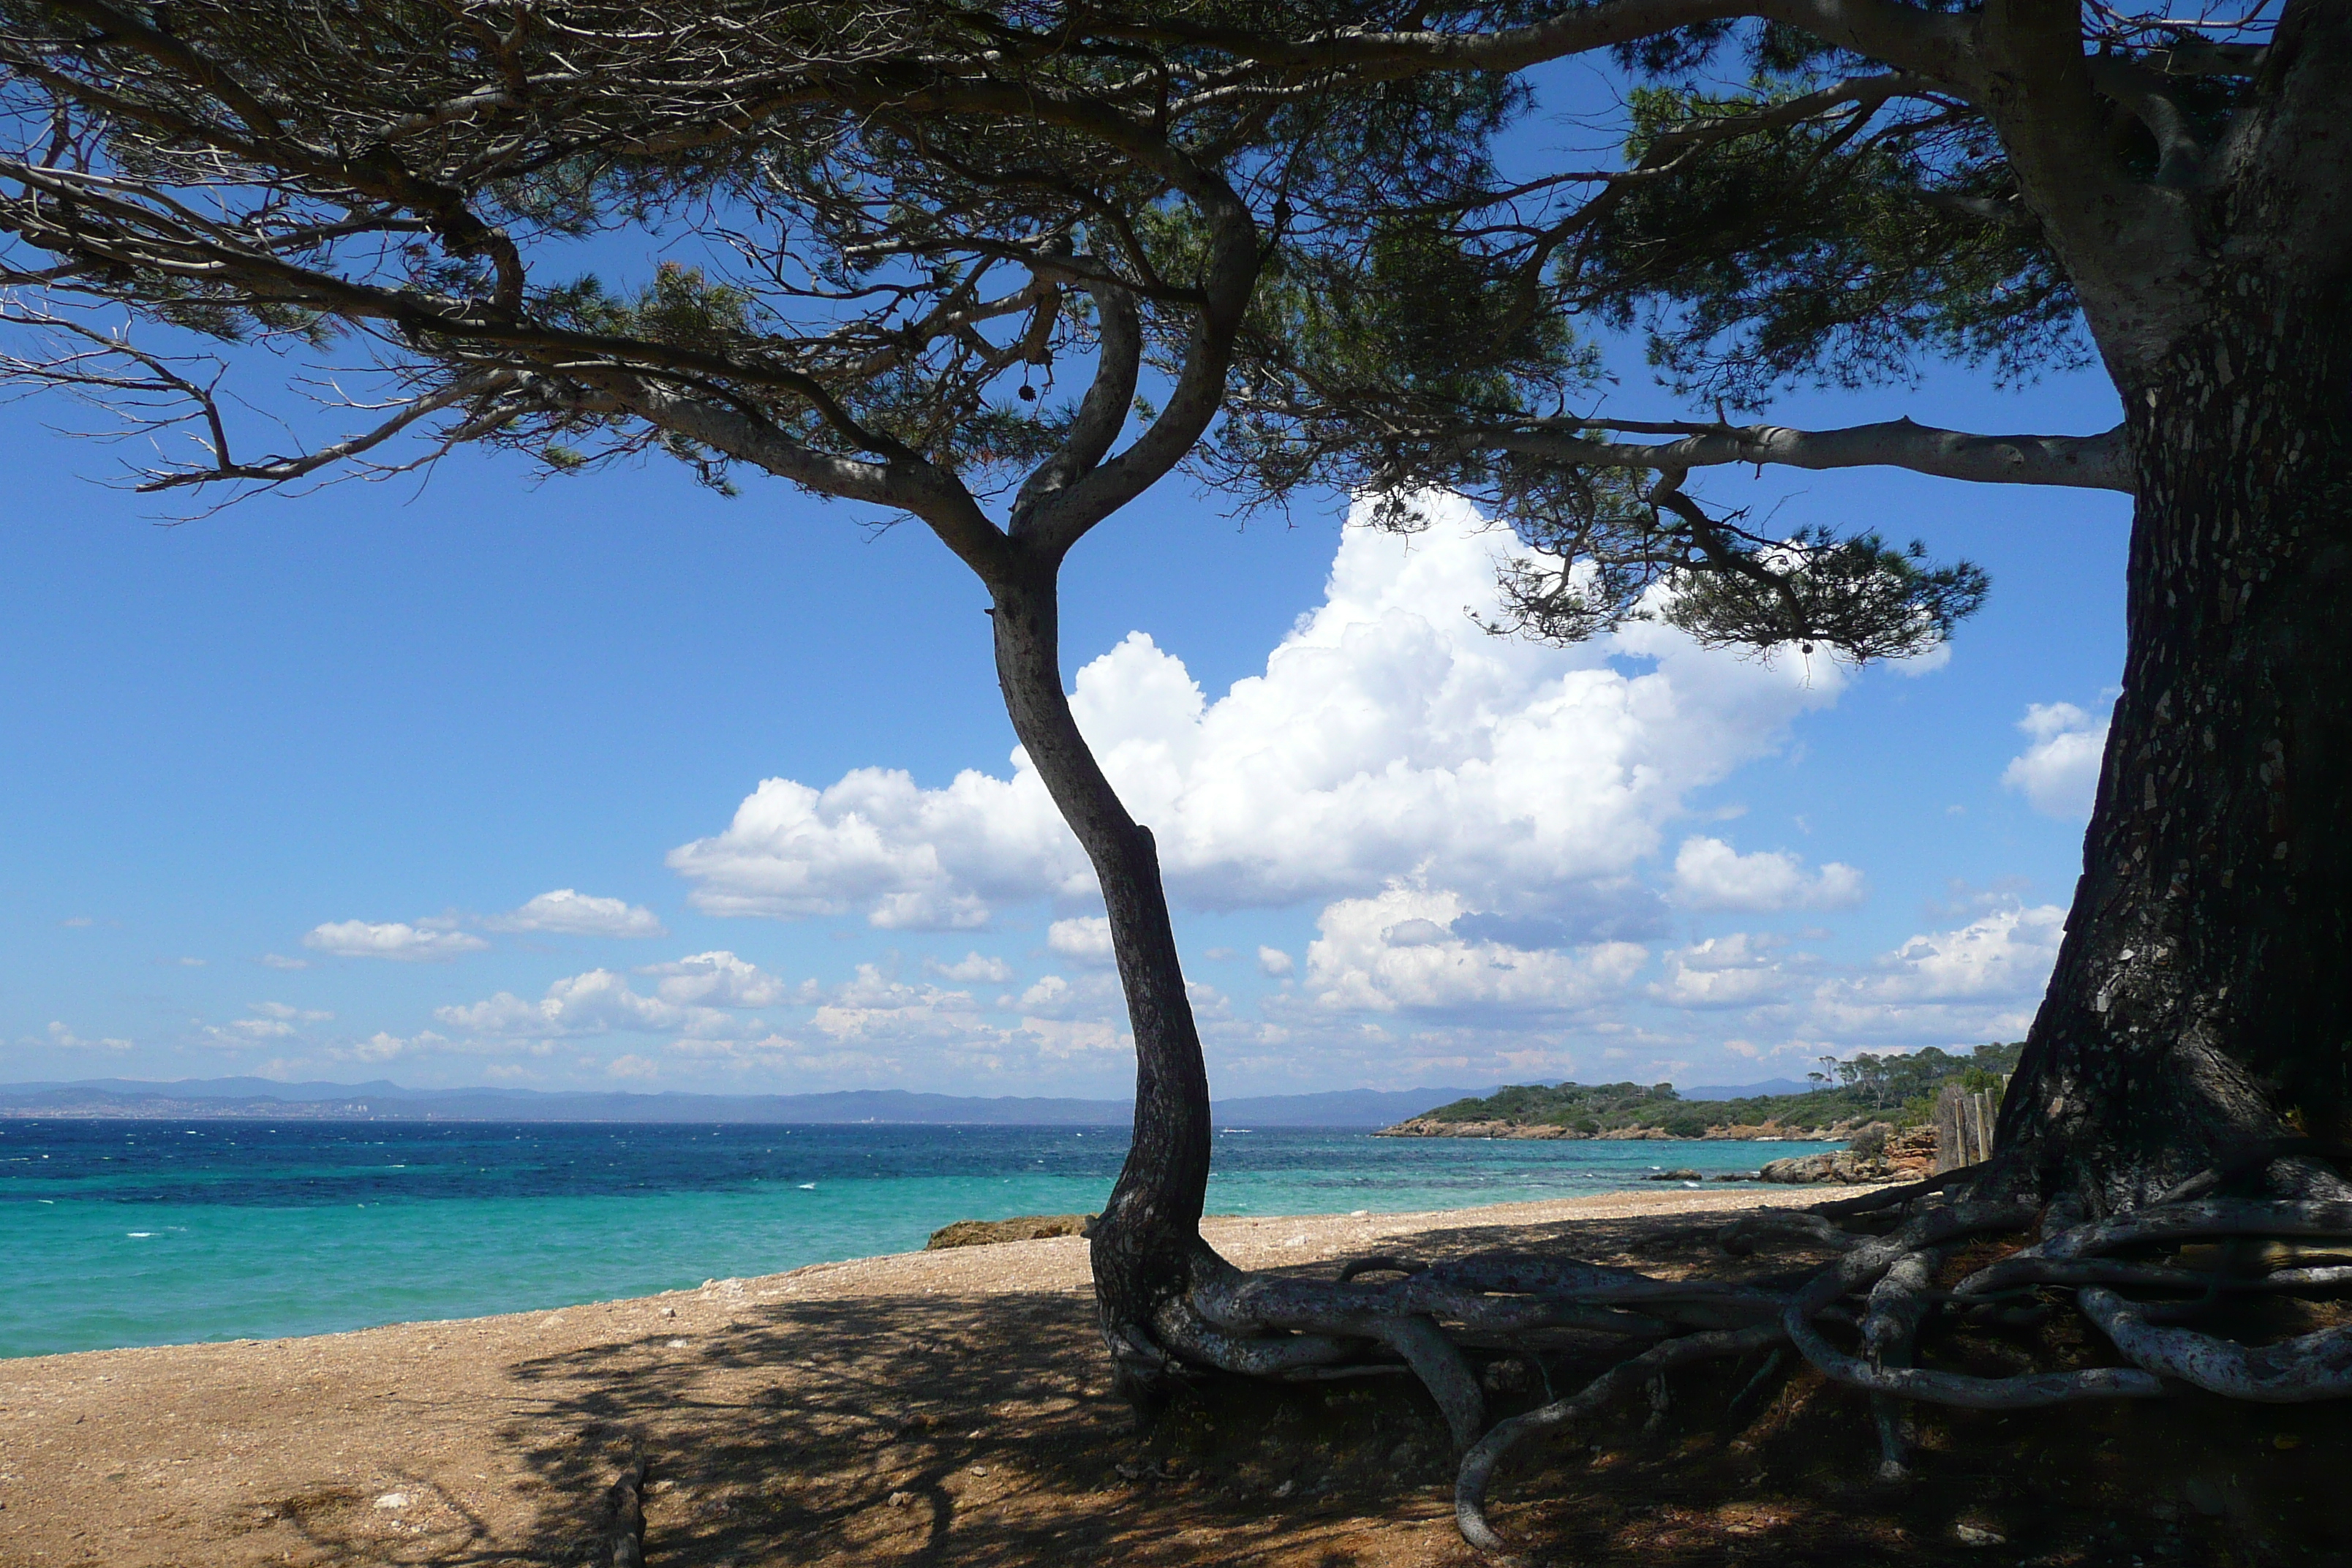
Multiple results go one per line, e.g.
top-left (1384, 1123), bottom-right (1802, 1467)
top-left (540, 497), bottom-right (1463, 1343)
top-left (1413, 1044), bottom-right (2021, 1136)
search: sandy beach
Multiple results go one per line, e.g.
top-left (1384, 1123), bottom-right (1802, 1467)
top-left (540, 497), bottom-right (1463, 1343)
top-left (0, 1186), bottom-right (1865, 1567)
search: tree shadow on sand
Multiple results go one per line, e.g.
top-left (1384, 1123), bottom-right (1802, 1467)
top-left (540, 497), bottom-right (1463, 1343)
top-left (491, 1208), bottom-right (2352, 1567)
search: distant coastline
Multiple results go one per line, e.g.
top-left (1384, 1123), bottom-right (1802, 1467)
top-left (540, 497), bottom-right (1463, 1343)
top-left (0, 1077), bottom-right (1490, 1129)
top-left (1376, 1116), bottom-right (1866, 1142)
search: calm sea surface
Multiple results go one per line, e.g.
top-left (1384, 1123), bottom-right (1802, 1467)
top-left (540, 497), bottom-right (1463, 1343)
top-left (0, 1120), bottom-right (1836, 1357)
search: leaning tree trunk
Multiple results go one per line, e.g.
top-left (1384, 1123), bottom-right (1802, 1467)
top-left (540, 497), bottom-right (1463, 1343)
top-left (1998, 271), bottom-right (2352, 1216)
top-left (988, 550), bottom-right (1217, 1405)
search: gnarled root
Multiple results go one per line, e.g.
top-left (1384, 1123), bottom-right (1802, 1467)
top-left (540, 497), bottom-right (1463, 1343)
top-left (1453, 1322), bottom-right (1786, 1565)
top-left (1861, 1247), bottom-right (1939, 1480)
top-left (1137, 1186), bottom-right (2352, 1560)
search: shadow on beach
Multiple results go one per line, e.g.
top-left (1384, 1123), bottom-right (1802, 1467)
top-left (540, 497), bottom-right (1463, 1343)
top-left (488, 1209), bottom-right (1745, 1566)
top-left (487, 1207), bottom-right (2352, 1567)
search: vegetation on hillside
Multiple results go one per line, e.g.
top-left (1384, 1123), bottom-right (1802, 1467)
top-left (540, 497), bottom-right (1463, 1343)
top-left (1415, 1044), bottom-right (2023, 1136)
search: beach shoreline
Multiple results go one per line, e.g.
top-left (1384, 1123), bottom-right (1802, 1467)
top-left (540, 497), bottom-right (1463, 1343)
top-left (0, 1184), bottom-right (1877, 1567)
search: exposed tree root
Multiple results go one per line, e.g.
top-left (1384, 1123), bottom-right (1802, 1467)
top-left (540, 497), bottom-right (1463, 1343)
top-left (605, 1455), bottom-right (648, 1568)
top-left (1139, 1176), bottom-right (2352, 1558)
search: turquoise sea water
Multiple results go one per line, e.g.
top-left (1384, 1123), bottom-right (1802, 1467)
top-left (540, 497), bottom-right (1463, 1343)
top-left (0, 1120), bottom-right (1837, 1358)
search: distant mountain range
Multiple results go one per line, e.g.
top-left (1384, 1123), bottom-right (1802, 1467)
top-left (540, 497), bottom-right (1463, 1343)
top-left (0, 1077), bottom-right (1494, 1128)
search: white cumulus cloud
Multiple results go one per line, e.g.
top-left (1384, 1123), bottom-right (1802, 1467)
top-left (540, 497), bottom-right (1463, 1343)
top-left (1257, 946), bottom-right (1295, 978)
top-left (635, 950), bottom-right (802, 1008)
top-left (434, 954), bottom-right (800, 1040)
top-left (1301, 886), bottom-right (1647, 1015)
top-left (1047, 916), bottom-right (1115, 966)
top-left (1650, 934), bottom-right (1798, 1010)
top-left (304, 920), bottom-right (490, 962)
top-left (1670, 837), bottom-right (1867, 913)
top-left (667, 497), bottom-right (1849, 930)
top-left (2002, 702), bottom-right (2109, 820)
top-left (436, 969), bottom-right (692, 1038)
top-left (1839, 904), bottom-right (2067, 1004)
top-left (926, 951), bottom-right (1016, 983)
top-left (487, 889), bottom-right (667, 938)
top-left (1794, 903), bottom-right (2068, 1044)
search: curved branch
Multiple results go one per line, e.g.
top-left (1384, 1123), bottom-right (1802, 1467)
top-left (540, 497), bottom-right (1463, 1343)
top-left (1019, 182), bottom-right (1259, 551)
top-left (1499, 415), bottom-right (2133, 491)
top-left (2081, 1287), bottom-right (2352, 1401)
top-left (587, 374), bottom-right (1009, 580)
top-left (1010, 263), bottom-right (1140, 549)
top-left (2087, 55), bottom-right (2206, 186)
top-left (1114, 0), bottom-right (1980, 94)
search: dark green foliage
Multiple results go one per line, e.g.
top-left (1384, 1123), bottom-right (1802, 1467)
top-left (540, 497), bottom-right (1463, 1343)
top-left (1656, 528), bottom-right (1989, 660)
top-left (1586, 86), bottom-right (2087, 409)
top-left (1204, 13), bottom-right (2178, 665)
top-left (1419, 1044), bottom-right (2023, 1135)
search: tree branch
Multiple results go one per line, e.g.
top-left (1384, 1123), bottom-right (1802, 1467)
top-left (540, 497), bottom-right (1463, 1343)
top-left (1496, 415), bottom-right (2132, 491)
top-left (2087, 55), bottom-right (2205, 186)
top-left (1017, 180), bottom-right (1261, 555)
top-left (1009, 263), bottom-right (1140, 549)
top-left (1111, 0), bottom-right (1981, 94)
top-left (580, 372), bottom-right (1010, 580)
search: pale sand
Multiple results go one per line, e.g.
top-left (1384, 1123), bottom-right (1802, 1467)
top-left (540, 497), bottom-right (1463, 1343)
top-left (0, 1185), bottom-right (1863, 1567)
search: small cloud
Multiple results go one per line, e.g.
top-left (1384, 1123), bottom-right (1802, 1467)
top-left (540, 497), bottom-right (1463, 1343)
top-left (1047, 917), bottom-right (1116, 967)
top-left (259, 953), bottom-right (312, 970)
top-left (213, 1017), bottom-right (293, 1041)
top-left (1670, 837), bottom-right (1866, 913)
top-left (177, 957), bottom-right (207, 968)
top-left (2002, 701), bottom-right (2108, 821)
top-left (926, 951), bottom-right (1014, 984)
top-left (303, 920), bottom-right (491, 962)
top-left (1202, 946), bottom-right (1238, 962)
top-left (42, 1021), bottom-right (132, 1052)
top-left (331, 1030), bottom-right (447, 1064)
top-left (202, 1002), bottom-right (333, 1048)
top-left (61, 916), bottom-right (94, 928)
top-left (1891, 641), bottom-right (1953, 677)
top-left (1257, 946), bottom-right (1295, 978)
top-left (636, 950), bottom-right (799, 1008)
top-left (607, 1054), bottom-right (660, 1080)
top-left (1650, 932), bottom-right (1794, 1010)
top-left (486, 889), bottom-right (667, 938)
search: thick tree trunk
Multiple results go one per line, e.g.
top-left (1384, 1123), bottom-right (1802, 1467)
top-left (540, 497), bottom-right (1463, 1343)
top-left (1999, 273), bottom-right (2352, 1215)
top-left (988, 554), bottom-right (1215, 1403)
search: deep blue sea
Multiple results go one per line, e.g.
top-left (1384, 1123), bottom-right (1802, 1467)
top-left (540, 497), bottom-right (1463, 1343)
top-left (0, 1120), bottom-right (1836, 1357)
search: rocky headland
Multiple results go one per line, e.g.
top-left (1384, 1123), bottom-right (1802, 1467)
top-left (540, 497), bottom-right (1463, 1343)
top-left (1376, 1115), bottom-right (1869, 1142)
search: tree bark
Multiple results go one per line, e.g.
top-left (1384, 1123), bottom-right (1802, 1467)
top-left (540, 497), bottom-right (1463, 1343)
top-left (988, 551), bottom-right (1215, 1405)
top-left (1998, 268), bottom-right (2352, 1215)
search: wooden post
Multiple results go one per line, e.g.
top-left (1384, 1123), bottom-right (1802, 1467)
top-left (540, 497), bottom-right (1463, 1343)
top-left (1933, 1084), bottom-right (1967, 1175)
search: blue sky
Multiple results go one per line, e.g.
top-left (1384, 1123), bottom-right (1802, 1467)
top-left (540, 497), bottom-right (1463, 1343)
top-left (0, 358), bottom-right (2126, 1098)
top-left (0, 64), bottom-right (2133, 1100)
